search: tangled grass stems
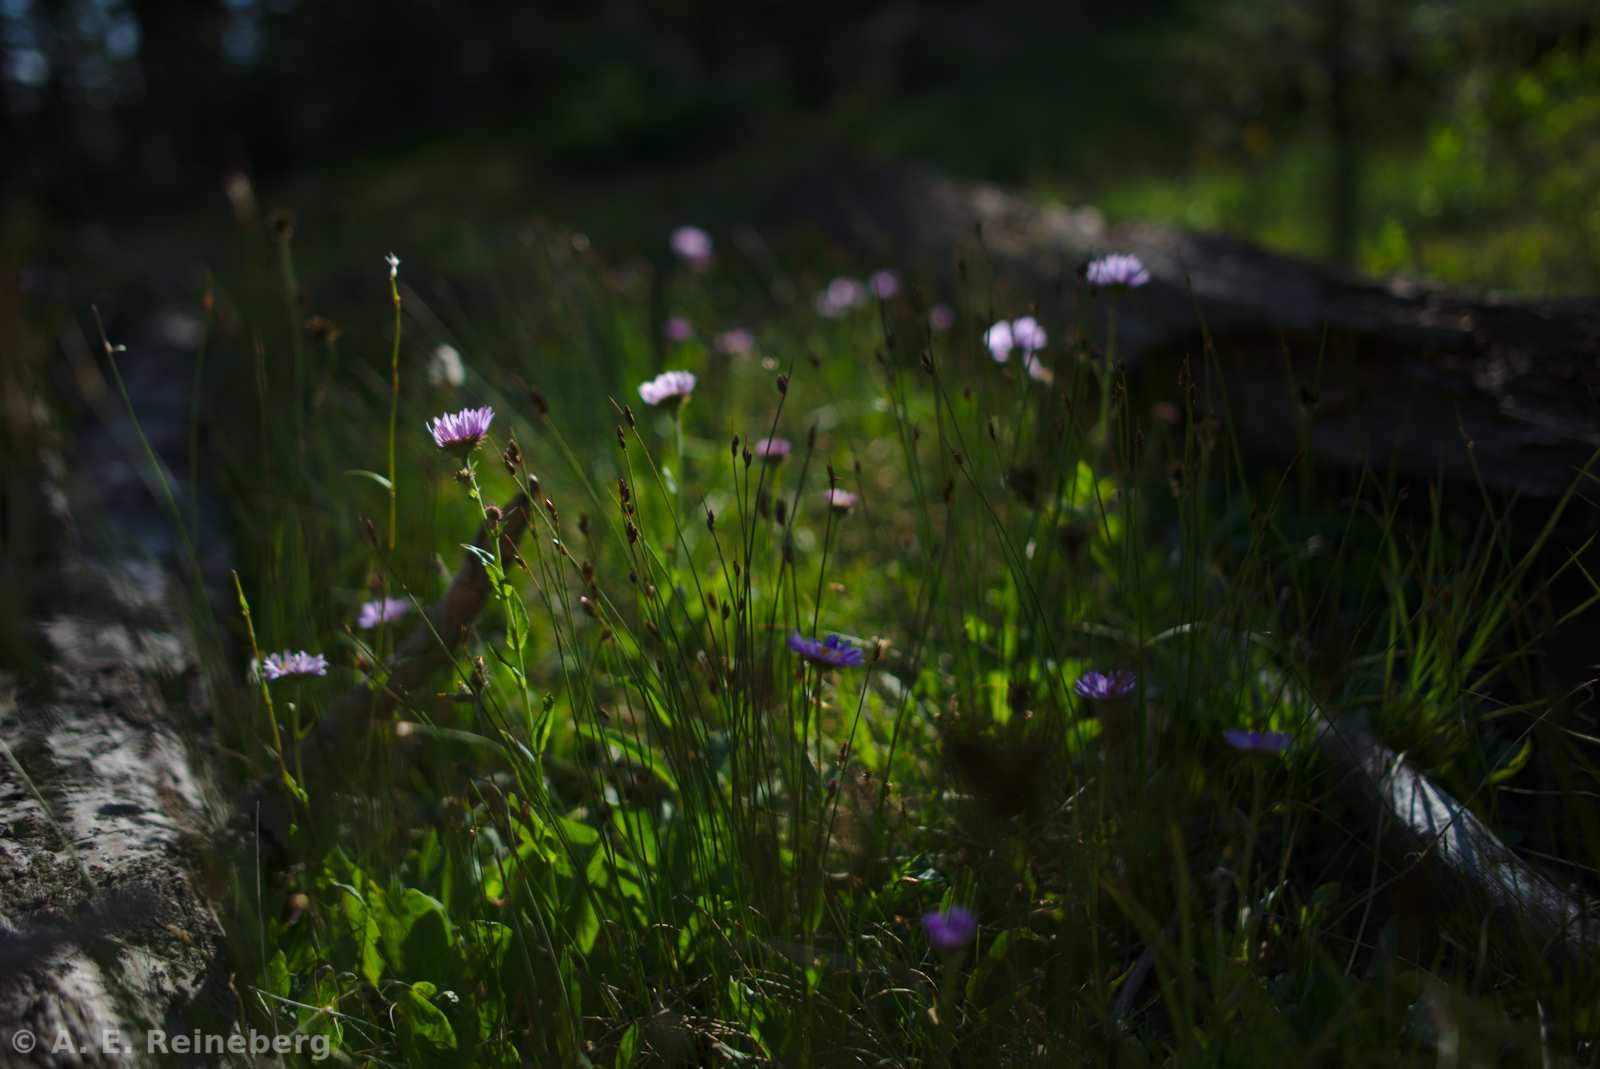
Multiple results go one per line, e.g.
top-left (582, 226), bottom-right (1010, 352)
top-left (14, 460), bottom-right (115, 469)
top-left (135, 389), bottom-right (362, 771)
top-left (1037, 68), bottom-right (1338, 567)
top-left (189, 216), bottom-right (1600, 1066)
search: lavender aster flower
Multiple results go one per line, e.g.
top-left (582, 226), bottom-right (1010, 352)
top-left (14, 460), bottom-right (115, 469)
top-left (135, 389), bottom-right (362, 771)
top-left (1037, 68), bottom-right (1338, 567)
top-left (638, 370), bottom-right (697, 408)
top-left (257, 650), bottom-right (329, 682)
top-left (984, 319), bottom-right (1015, 362)
top-left (1073, 669), bottom-right (1137, 701)
top-left (869, 269), bottom-right (901, 299)
top-left (985, 317), bottom-right (1047, 362)
top-left (788, 631), bottom-right (866, 669)
top-left (824, 488), bottom-right (859, 512)
top-left (663, 316), bottom-right (694, 342)
top-left (427, 405), bottom-right (495, 452)
top-left (356, 597), bottom-right (410, 630)
top-left (670, 225), bottom-right (713, 270)
top-left (715, 328), bottom-right (754, 357)
top-left (753, 436), bottom-right (791, 462)
top-left (1011, 316), bottom-right (1047, 354)
top-left (922, 907), bottom-right (977, 952)
top-left (1223, 729), bottom-right (1292, 755)
top-left (929, 304), bottom-right (955, 333)
top-left (815, 276), bottom-right (867, 319)
top-left (1086, 253), bottom-right (1151, 289)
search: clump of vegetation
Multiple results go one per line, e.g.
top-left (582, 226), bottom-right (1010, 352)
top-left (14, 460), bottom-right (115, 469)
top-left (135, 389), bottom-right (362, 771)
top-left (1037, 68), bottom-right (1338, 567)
top-left (192, 215), bottom-right (1600, 1066)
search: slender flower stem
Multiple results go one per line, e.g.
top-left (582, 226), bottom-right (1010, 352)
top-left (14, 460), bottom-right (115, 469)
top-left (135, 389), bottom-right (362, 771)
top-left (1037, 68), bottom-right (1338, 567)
top-left (387, 265), bottom-right (402, 552)
top-left (278, 236), bottom-right (306, 445)
top-left (233, 571), bottom-right (289, 787)
top-left (466, 459), bottom-right (487, 519)
top-left (673, 407), bottom-right (686, 496)
top-left (1099, 302), bottom-right (1119, 449)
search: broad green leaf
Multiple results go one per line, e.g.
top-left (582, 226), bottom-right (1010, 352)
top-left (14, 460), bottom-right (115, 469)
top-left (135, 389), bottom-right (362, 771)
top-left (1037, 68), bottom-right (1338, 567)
top-left (397, 981), bottom-right (457, 1051)
top-left (394, 889), bottom-right (455, 978)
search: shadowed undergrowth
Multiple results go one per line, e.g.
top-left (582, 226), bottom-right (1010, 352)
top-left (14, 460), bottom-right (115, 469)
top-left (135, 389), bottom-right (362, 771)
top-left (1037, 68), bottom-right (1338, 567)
top-left (188, 217), bottom-right (1600, 1067)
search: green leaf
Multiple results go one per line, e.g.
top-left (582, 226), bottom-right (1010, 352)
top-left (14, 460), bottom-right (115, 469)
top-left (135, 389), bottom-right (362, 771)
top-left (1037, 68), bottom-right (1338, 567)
top-left (337, 884), bottom-right (385, 988)
top-left (616, 1023), bottom-right (641, 1069)
top-left (1489, 735), bottom-right (1534, 785)
top-left (397, 981), bottom-right (458, 1051)
top-left (464, 920), bottom-right (512, 972)
top-left (343, 468), bottom-right (394, 490)
top-left (504, 591), bottom-right (529, 653)
top-left (568, 891), bottom-right (600, 955)
top-left (264, 949), bottom-right (291, 998)
top-left (384, 889), bottom-right (454, 978)
top-left (280, 768), bottom-right (308, 807)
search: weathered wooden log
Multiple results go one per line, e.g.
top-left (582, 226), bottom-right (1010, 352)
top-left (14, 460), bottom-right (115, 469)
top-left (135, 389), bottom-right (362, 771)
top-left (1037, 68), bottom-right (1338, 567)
top-left (0, 309), bottom-right (238, 1066)
top-left (775, 165), bottom-right (1600, 496)
top-left (1281, 671), bottom-right (1599, 971)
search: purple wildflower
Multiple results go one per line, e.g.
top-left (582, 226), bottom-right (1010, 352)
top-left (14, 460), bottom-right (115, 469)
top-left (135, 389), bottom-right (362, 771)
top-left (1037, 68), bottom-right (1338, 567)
top-left (715, 328), bottom-right (755, 357)
top-left (984, 319), bottom-right (1015, 362)
top-left (753, 436), bottom-right (791, 462)
top-left (638, 370), bottom-right (697, 408)
top-left (670, 225), bottom-right (713, 270)
top-left (1086, 253), bottom-right (1151, 290)
top-left (922, 907), bottom-right (977, 952)
top-left (815, 276), bottom-right (867, 319)
top-left (1011, 316), bottom-right (1047, 354)
top-left (985, 317), bottom-right (1048, 363)
top-left (869, 269), bottom-right (901, 299)
top-left (1073, 669), bottom-right (1137, 701)
top-left (427, 405), bottom-right (495, 452)
top-left (663, 316), bottom-right (694, 342)
top-left (788, 631), bottom-right (866, 669)
top-left (1223, 729), bottom-right (1292, 755)
top-left (356, 597), bottom-right (410, 630)
top-left (824, 487), bottom-right (859, 512)
top-left (257, 650), bottom-right (329, 682)
top-left (929, 304), bottom-right (955, 333)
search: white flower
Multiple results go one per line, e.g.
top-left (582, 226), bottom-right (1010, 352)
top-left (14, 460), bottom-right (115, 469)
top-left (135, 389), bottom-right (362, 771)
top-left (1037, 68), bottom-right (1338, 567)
top-left (427, 344), bottom-right (466, 389)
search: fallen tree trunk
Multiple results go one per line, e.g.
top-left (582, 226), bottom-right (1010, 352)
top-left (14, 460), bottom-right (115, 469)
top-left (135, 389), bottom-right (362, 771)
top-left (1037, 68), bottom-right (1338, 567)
top-left (0, 308), bottom-right (239, 1066)
top-left (1283, 672), bottom-right (1599, 972)
top-left (776, 166), bottom-right (1600, 496)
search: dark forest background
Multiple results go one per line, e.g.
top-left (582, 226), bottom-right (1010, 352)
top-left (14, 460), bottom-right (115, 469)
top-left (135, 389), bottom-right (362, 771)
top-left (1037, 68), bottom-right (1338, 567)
top-left (3, 1), bottom-right (1599, 289)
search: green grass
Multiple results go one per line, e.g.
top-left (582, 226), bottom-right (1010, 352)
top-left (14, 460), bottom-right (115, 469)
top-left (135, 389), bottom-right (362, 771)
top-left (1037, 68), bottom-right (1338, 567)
top-left (183, 215), bottom-right (1600, 1066)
